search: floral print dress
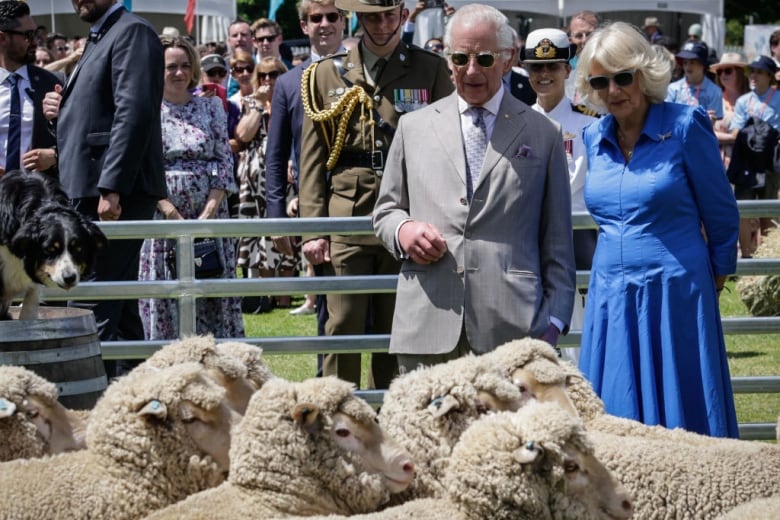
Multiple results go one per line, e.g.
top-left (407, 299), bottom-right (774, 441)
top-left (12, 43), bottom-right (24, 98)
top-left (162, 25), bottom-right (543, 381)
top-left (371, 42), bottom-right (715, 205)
top-left (139, 96), bottom-right (245, 340)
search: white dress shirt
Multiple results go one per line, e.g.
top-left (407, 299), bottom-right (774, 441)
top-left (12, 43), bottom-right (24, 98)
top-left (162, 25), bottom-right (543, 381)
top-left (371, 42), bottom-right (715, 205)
top-left (0, 65), bottom-right (34, 170)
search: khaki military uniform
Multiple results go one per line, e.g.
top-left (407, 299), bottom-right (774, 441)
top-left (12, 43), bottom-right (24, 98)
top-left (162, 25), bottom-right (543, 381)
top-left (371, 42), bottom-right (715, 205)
top-left (299, 42), bottom-right (453, 388)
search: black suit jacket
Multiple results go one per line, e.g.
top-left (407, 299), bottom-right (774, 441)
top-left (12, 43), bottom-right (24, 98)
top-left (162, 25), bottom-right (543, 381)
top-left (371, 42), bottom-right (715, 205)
top-left (264, 58), bottom-right (310, 219)
top-left (27, 65), bottom-right (61, 152)
top-left (508, 70), bottom-right (536, 106)
top-left (56, 7), bottom-right (166, 201)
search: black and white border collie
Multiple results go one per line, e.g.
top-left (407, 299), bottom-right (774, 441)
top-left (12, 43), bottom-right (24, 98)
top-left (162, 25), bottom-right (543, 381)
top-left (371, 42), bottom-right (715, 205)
top-left (0, 171), bottom-right (107, 320)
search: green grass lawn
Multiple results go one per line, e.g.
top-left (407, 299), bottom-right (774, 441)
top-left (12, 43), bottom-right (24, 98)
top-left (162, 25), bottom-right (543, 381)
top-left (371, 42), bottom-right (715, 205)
top-left (244, 283), bottom-right (780, 427)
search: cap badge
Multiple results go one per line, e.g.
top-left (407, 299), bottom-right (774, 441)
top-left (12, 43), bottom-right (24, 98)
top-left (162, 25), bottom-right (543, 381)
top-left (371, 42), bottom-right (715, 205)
top-left (534, 38), bottom-right (557, 60)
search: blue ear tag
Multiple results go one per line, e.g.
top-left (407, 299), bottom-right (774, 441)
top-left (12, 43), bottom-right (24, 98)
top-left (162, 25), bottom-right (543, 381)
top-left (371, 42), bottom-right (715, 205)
top-left (525, 440), bottom-right (535, 450)
top-left (430, 396), bottom-right (445, 409)
top-left (0, 398), bottom-right (8, 411)
top-left (151, 400), bottom-right (161, 410)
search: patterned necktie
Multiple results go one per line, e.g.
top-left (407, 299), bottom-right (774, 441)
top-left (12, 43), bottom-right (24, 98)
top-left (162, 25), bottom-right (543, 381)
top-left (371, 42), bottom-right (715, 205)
top-left (464, 107), bottom-right (487, 201)
top-left (6, 73), bottom-right (22, 172)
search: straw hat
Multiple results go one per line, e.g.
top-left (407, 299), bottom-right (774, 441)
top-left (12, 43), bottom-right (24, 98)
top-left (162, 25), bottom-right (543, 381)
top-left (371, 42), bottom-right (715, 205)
top-left (709, 52), bottom-right (747, 72)
top-left (643, 17), bottom-right (660, 29)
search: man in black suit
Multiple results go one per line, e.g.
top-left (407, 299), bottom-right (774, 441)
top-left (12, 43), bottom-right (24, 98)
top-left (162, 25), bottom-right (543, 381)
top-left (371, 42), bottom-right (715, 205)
top-left (43, 0), bottom-right (166, 375)
top-left (0, 1), bottom-right (61, 177)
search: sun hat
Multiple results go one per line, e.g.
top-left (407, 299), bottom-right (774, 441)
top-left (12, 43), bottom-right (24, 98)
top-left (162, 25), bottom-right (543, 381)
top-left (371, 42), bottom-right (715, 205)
top-left (334, 0), bottom-right (402, 13)
top-left (709, 52), bottom-right (747, 72)
top-left (676, 41), bottom-right (708, 65)
top-left (687, 23), bottom-right (702, 38)
top-left (522, 28), bottom-right (572, 63)
top-left (643, 17), bottom-right (660, 29)
top-left (747, 55), bottom-right (778, 75)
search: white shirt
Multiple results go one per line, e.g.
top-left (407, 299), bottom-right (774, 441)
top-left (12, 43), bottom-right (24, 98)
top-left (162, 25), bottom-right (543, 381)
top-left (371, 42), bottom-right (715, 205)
top-left (457, 88), bottom-right (503, 141)
top-left (0, 65), bottom-right (34, 170)
top-left (532, 97), bottom-right (598, 213)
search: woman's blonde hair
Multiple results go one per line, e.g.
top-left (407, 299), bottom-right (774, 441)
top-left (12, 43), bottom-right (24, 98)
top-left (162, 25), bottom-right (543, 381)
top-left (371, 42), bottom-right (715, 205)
top-left (575, 21), bottom-right (671, 109)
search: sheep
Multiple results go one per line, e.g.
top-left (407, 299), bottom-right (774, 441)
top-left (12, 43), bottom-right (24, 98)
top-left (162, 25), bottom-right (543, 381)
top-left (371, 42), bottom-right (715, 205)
top-left (589, 429), bottom-right (780, 519)
top-left (377, 353), bottom-right (527, 503)
top-left (133, 335), bottom-right (273, 414)
top-left (0, 363), bottom-right (238, 520)
top-left (0, 365), bottom-right (85, 461)
top-left (145, 376), bottom-right (415, 519)
top-left (717, 495), bottom-right (780, 519)
top-left (307, 402), bottom-right (634, 520)
top-left (736, 227), bottom-right (780, 316)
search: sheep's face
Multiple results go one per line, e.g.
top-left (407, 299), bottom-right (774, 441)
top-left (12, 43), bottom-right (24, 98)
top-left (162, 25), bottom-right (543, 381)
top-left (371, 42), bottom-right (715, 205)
top-left (180, 399), bottom-right (240, 473)
top-left (556, 444), bottom-right (633, 519)
top-left (18, 395), bottom-right (80, 454)
top-left (511, 367), bottom-right (580, 418)
top-left (329, 410), bottom-right (415, 493)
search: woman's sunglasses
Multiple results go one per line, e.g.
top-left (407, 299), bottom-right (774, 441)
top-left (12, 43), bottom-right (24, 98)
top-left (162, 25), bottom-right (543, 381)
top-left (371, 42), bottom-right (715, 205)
top-left (587, 69), bottom-right (636, 90)
top-left (448, 51), bottom-right (503, 68)
top-left (232, 65), bottom-right (255, 74)
top-left (258, 71), bottom-right (280, 80)
top-left (717, 67), bottom-right (736, 76)
top-left (207, 69), bottom-right (228, 78)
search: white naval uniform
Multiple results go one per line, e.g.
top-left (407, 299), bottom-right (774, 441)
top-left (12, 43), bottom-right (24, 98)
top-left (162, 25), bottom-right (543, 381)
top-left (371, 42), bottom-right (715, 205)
top-left (532, 96), bottom-right (598, 362)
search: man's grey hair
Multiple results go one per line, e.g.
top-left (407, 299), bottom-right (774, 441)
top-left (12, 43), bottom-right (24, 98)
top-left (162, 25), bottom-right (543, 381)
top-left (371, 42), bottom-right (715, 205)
top-left (443, 4), bottom-right (514, 52)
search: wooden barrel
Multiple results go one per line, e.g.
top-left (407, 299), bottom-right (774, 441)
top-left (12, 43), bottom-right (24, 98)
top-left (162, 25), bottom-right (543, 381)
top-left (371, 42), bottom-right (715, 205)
top-left (1, 307), bottom-right (108, 409)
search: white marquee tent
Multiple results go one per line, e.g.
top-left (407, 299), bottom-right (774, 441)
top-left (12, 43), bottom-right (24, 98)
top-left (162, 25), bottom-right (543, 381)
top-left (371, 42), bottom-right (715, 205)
top-left (27, 0), bottom-right (237, 44)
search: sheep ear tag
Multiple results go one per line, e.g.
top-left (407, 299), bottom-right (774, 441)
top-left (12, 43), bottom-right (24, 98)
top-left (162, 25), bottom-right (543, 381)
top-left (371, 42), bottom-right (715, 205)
top-left (516, 440), bottom-right (543, 464)
top-left (138, 399), bottom-right (168, 420)
top-left (0, 397), bottom-right (16, 418)
top-left (428, 394), bottom-right (460, 418)
top-left (292, 403), bottom-right (322, 434)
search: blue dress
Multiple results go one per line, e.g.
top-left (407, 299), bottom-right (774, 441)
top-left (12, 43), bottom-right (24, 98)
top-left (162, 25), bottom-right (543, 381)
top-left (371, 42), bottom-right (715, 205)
top-left (579, 103), bottom-right (740, 437)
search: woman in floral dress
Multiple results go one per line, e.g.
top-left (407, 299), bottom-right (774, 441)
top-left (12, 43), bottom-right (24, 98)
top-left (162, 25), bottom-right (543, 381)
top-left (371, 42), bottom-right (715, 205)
top-left (138, 36), bottom-right (244, 339)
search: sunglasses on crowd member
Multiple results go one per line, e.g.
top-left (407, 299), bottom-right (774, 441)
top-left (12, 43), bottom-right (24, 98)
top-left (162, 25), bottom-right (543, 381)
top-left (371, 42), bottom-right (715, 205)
top-left (448, 51), bottom-right (503, 68)
top-left (425, 42), bottom-right (444, 52)
top-left (56, 46), bottom-right (69, 52)
top-left (232, 65), bottom-right (255, 74)
top-left (309, 12), bottom-right (340, 23)
top-left (254, 34), bottom-right (277, 43)
top-left (3, 29), bottom-right (36, 41)
top-left (527, 62), bottom-right (565, 73)
top-left (587, 69), bottom-right (636, 90)
top-left (207, 68), bottom-right (228, 78)
top-left (258, 71), bottom-right (280, 80)
top-left (717, 67), bottom-right (736, 76)
top-left (569, 31), bottom-right (593, 40)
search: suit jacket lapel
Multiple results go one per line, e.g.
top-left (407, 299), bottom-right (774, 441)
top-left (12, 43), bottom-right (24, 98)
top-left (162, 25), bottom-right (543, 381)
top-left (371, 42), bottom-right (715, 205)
top-left (432, 93), bottom-right (468, 189)
top-left (63, 7), bottom-right (126, 99)
top-left (478, 93), bottom-right (527, 185)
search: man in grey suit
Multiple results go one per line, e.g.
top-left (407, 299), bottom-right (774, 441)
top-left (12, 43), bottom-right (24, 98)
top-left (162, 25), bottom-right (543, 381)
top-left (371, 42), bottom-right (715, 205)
top-left (43, 0), bottom-right (166, 375)
top-left (373, 3), bottom-right (575, 372)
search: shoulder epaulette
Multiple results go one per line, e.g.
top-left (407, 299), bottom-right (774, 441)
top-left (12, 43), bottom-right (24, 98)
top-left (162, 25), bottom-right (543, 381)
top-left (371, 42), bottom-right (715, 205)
top-left (571, 103), bottom-right (600, 117)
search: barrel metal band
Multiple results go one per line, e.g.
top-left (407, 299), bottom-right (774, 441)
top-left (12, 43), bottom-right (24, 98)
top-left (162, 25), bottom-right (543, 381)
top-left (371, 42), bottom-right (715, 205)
top-left (56, 376), bottom-right (108, 396)
top-left (0, 340), bottom-right (102, 365)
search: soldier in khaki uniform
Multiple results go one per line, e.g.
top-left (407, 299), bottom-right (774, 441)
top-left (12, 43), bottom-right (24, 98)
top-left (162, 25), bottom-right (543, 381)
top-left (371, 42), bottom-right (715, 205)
top-left (299, 0), bottom-right (453, 388)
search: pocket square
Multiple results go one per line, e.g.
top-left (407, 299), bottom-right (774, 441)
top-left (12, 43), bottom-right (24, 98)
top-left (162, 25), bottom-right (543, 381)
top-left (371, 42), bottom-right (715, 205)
top-left (514, 144), bottom-right (534, 159)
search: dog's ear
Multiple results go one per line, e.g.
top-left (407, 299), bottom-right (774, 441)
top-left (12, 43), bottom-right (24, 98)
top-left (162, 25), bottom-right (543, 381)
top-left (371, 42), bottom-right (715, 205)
top-left (84, 217), bottom-right (108, 250)
top-left (9, 220), bottom-right (39, 258)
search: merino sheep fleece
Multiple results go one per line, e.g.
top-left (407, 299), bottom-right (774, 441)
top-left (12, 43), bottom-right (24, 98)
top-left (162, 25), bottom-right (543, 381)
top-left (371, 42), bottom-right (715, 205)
top-left (717, 495), bottom-right (780, 519)
top-left (146, 376), bottom-right (412, 520)
top-left (133, 335), bottom-right (262, 414)
top-left (589, 430), bottom-right (780, 519)
top-left (0, 365), bottom-right (82, 461)
top-left (378, 354), bottom-right (525, 503)
top-left (315, 403), bottom-right (633, 520)
top-left (0, 363), bottom-right (234, 520)
top-left (216, 340), bottom-right (275, 389)
top-left (736, 227), bottom-right (780, 316)
top-left (557, 361), bottom-right (773, 454)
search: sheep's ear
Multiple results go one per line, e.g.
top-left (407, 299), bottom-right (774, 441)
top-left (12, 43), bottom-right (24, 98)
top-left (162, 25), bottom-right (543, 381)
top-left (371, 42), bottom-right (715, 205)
top-left (138, 399), bottom-right (167, 420)
top-left (428, 394), bottom-right (460, 418)
top-left (292, 403), bottom-right (322, 434)
top-left (516, 440), bottom-right (543, 464)
top-left (0, 397), bottom-right (16, 418)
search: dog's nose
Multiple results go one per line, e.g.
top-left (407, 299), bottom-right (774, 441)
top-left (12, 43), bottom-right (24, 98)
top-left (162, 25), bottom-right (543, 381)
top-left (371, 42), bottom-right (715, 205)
top-left (62, 273), bottom-right (78, 286)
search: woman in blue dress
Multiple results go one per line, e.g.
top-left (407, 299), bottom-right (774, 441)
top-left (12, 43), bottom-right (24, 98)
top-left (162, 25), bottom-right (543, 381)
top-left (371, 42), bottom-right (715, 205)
top-left (574, 22), bottom-right (740, 437)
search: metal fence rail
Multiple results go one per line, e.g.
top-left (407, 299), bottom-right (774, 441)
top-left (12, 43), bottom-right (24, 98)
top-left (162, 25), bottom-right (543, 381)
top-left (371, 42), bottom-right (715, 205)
top-left (38, 200), bottom-right (780, 440)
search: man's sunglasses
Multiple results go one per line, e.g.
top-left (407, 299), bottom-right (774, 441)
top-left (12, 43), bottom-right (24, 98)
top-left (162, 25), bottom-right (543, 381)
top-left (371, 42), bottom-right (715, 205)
top-left (254, 34), bottom-right (278, 43)
top-left (3, 29), bottom-right (36, 41)
top-left (448, 51), bottom-right (504, 68)
top-left (258, 71), bottom-right (280, 80)
top-left (587, 69), bottom-right (636, 90)
top-left (309, 12), bottom-right (340, 23)
top-left (207, 69), bottom-right (228, 78)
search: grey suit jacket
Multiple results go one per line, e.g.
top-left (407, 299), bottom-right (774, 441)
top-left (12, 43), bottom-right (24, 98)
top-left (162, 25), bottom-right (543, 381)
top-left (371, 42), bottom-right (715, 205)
top-left (373, 91), bottom-right (575, 355)
top-left (56, 7), bottom-right (166, 201)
